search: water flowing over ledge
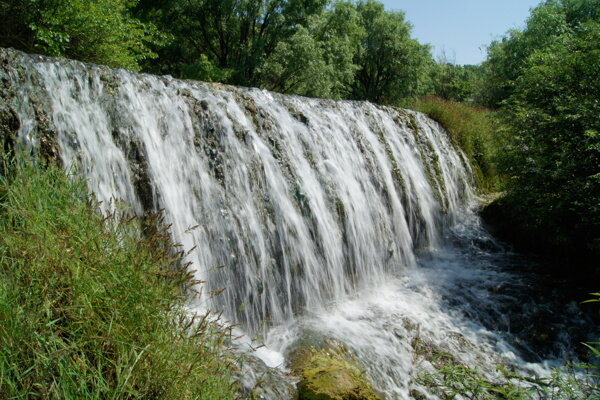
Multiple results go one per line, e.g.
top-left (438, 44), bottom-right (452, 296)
top-left (1, 48), bottom-right (472, 332)
top-left (2, 48), bottom-right (594, 399)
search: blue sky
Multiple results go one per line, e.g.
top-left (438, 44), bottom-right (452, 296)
top-left (379, 0), bottom-right (543, 65)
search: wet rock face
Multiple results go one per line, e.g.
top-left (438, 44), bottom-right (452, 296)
top-left (32, 102), bottom-right (60, 161)
top-left (235, 353), bottom-right (298, 400)
top-left (0, 101), bottom-right (18, 152)
top-left (0, 48), bottom-right (61, 163)
top-left (111, 129), bottom-right (156, 214)
top-left (290, 344), bottom-right (381, 400)
top-left (0, 50), bottom-right (19, 150)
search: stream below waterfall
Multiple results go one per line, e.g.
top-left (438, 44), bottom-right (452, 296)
top-left (1, 48), bottom-right (597, 399)
top-left (238, 203), bottom-right (597, 399)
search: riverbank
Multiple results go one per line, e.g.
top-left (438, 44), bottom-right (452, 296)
top-left (0, 154), bottom-right (237, 399)
top-left (413, 96), bottom-right (599, 296)
top-left (481, 196), bottom-right (600, 295)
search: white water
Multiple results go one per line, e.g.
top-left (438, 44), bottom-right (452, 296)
top-left (4, 50), bottom-right (593, 399)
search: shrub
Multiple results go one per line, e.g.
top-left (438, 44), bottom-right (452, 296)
top-left (496, 21), bottom-right (600, 269)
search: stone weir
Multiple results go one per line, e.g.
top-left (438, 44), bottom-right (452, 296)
top-left (0, 47), bottom-right (473, 335)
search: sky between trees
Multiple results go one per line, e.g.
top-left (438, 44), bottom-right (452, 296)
top-left (381, 0), bottom-right (543, 64)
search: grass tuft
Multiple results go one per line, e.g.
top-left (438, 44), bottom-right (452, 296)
top-left (417, 363), bottom-right (600, 399)
top-left (410, 96), bottom-right (499, 192)
top-left (0, 154), bottom-right (237, 399)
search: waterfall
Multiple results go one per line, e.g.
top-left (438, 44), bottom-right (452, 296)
top-left (4, 48), bottom-right (593, 399)
top-left (2, 48), bottom-right (472, 333)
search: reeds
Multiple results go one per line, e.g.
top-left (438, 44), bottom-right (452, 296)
top-left (0, 154), bottom-right (237, 399)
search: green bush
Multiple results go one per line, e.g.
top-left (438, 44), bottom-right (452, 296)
top-left (476, 0), bottom-right (600, 108)
top-left (496, 20), bottom-right (600, 266)
top-left (0, 155), bottom-right (237, 399)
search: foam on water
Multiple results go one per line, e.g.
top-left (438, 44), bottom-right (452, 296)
top-left (3, 49), bottom-right (594, 399)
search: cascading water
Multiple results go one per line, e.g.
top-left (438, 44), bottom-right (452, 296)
top-left (1, 48), bottom-right (596, 399)
top-left (2, 48), bottom-right (473, 331)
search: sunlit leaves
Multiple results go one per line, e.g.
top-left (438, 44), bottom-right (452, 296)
top-left (1, 0), bottom-right (162, 70)
top-left (477, 0), bottom-right (599, 108)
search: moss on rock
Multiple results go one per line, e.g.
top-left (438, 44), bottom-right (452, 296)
top-left (292, 346), bottom-right (381, 400)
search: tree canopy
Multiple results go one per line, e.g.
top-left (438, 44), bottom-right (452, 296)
top-left (0, 0), bottom-right (161, 70)
top-left (471, 0), bottom-right (600, 273)
top-left (257, 1), bottom-right (364, 98)
top-left (497, 19), bottom-right (600, 257)
top-left (477, 0), bottom-right (600, 108)
top-left (132, 0), bottom-right (433, 102)
top-left (348, 0), bottom-right (431, 103)
top-left (1, 0), bottom-right (462, 103)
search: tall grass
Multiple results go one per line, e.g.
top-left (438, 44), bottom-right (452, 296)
top-left (410, 96), bottom-right (499, 192)
top-left (0, 154), bottom-right (237, 399)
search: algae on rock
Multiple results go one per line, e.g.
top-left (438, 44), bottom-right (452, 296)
top-left (292, 346), bottom-right (381, 400)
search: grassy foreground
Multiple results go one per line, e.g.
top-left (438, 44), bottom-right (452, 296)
top-left (410, 96), bottom-right (498, 192)
top-left (0, 155), bottom-right (237, 399)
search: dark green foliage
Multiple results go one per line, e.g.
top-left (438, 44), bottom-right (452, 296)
top-left (496, 19), bottom-right (600, 268)
top-left (1, 0), bottom-right (439, 102)
top-left (0, 155), bottom-right (237, 399)
top-left (135, 0), bottom-right (431, 102)
top-left (429, 63), bottom-right (480, 103)
top-left (258, 1), bottom-right (364, 98)
top-left (350, 0), bottom-right (431, 103)
top-left (472, 0), bottom-right (600, 280)
top-left (135, 0), bottom-right (328, 85)
top-left (0, 0), bottom-right (162, 70)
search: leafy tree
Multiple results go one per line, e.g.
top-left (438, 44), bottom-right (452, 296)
top-left (258, 26), bottom-right (329, 95)
top-left (497, 20), bottom-right (600, 263)
top-left (477, 0), bottom-right (600, 108)
top-left (258, 1), bottom-right (364, 98)
top-left (314, 1), bottom-right (365, 97)
top-left (429, 63), bottom-right (480, 103)
top-left (477, 0), bottom-right (600, 276)
top-left (137, 0), bottom-right (328, 85)
top-left (350, 0), bottom-right (431, 104)
top-left (136, 0), bottom-right (433, 102)
top-left (0, 0), bottom-right (161, 70)
top-left (2, 0), bottom-right (435, 103)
